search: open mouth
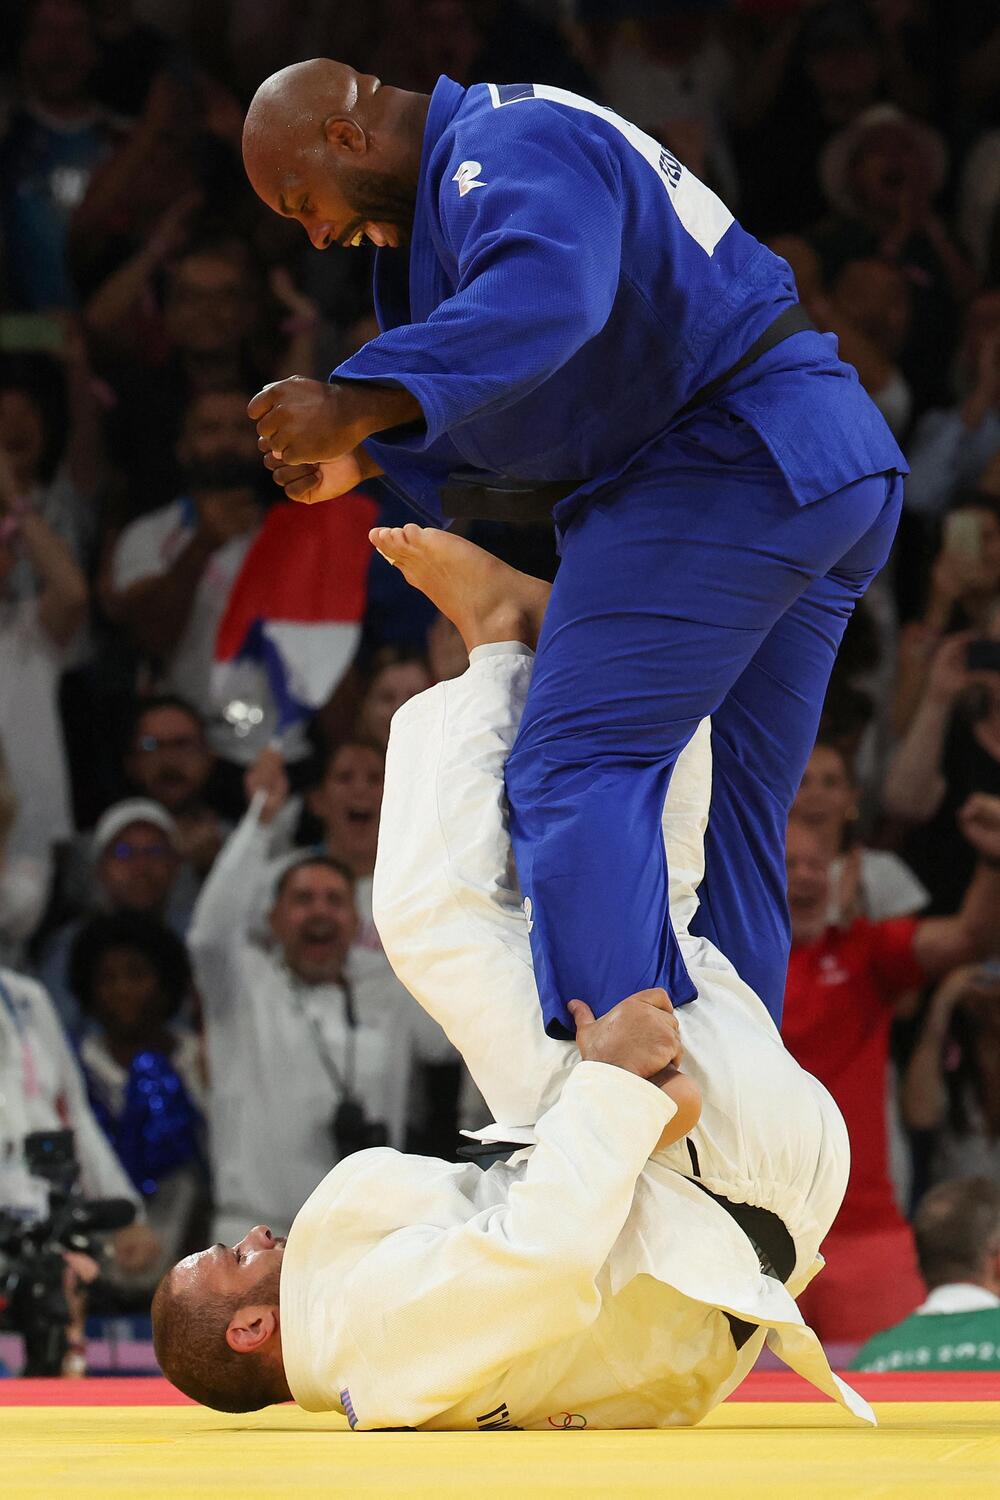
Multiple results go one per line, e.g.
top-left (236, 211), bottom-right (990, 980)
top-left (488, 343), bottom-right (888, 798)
top-left (346, 223), bottom-right (395, 250)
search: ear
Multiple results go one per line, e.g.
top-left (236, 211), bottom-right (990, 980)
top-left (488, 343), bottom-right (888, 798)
top-left (225, 1305), bottom-right (277, 1355)
top-left (323, 116), bottom-right (367, 156)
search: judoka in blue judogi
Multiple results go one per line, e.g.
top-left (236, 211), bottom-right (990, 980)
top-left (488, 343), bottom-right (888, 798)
top-left (243, 61), bottom-right (907, 1039)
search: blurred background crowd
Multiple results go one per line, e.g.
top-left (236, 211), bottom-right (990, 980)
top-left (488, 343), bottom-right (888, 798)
top-left (1, 0), bottom-right (999, 1378)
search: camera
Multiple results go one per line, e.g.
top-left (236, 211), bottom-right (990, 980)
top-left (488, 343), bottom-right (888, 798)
top-left (0, 1130), bottom-right (135, 1375)
top-left (330, 1099), bottom-right (388, 1159)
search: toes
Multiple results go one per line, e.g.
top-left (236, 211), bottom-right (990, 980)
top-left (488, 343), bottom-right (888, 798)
top-left (402, 523), bottom-right (425, 545)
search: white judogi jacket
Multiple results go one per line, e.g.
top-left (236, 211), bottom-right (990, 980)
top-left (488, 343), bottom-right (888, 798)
top-left (280, 646), bottom-right (870, 1431)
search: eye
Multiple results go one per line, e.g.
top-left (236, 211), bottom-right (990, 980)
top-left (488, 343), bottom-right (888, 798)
top-left (299, 200), bottom-right (312, 216)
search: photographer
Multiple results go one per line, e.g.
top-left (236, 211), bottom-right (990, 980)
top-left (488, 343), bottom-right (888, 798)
top-left (0, 963), bottom-right (159, 1370)
top-left (883, 610), bottom-right (1000, 915)
top-left (188, 748), bottom-right (455, 1245)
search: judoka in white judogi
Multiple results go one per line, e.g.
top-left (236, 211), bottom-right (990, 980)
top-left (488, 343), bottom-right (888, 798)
top-left (278, 644), bottom-right (871, 1432)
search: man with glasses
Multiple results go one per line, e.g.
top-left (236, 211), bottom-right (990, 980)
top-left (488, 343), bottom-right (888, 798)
top-left (124, 695), bottom-right (228, 883)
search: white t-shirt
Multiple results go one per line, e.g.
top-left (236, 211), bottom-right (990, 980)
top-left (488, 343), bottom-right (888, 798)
top-left (111, 499), bottom-right (308, 765)
top-left (828, 847), bottom-right (929, 924)
top-left (0, 597), bottom-right (74, 860)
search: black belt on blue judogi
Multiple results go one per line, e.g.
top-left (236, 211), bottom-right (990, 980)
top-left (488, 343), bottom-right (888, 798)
top-left (440, 303), bottom-right (816, 524)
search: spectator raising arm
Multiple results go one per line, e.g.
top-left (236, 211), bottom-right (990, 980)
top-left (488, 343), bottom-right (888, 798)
top-left (186, 746), bottom-right (289, 1004)
top-left (0, 450), bottom-right (87, 649)
top-left (882, 632), bottom-right (981, 821)
top-left (899, 964), bottom-right (992, 1133)
top-left (17, 510), bottom-right (89, 649)
top-left (910, 794), bottom-right (1000, 979)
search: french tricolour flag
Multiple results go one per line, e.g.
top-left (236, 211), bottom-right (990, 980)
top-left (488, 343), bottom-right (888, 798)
top-left (214, 491), bottom-right (378, 733)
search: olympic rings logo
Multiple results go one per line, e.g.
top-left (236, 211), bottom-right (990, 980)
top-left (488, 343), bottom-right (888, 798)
top-left (546, 1412), bottom-right (588, 1429)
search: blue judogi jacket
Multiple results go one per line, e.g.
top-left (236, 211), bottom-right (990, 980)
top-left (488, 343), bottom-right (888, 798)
top-left (335, 77), bottom-right (905, 524)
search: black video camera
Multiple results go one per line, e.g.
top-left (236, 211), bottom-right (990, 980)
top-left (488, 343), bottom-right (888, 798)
top-left (0, 1130), bottom-right (136, 1375)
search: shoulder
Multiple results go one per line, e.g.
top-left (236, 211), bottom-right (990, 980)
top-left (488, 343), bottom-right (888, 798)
top-left (436, 82), bottom-right (621, 193)
top-left (861, 849), bottom-right (928, 917)
top-left (0, 966), bottom-right (58, 1021)
top-left (114, 499), bottom-right (190, 562)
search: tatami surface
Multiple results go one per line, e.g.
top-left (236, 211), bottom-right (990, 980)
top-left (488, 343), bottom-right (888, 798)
top-left (3, 1374), bottom-right (998, 1499)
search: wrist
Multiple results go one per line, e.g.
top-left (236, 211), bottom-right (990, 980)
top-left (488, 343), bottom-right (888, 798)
top-left (333, 379), bottom-right (420, 443)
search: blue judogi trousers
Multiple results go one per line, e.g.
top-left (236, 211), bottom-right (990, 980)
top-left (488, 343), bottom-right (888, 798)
top-left (504, 409), bottom-right (902, 1038)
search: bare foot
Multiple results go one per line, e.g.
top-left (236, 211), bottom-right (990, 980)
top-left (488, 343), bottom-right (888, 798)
top-left (369, 524), bottom-right (551, 653)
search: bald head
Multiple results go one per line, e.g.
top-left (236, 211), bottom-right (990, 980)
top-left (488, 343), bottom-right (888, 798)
top-left (244, 59), bottom-right (368, 161)
top-left (243, 60), bottom-right (428, 252)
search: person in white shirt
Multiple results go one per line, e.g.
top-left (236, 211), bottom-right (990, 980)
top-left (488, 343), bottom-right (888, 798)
top-left (188, 755), bottom-right (456, 1245)
top-left (152, 535), bottom-right (869, 1429)
top-left (304, 737), bottom-right (385, 953)
top-left (103, 388), bottom-right (309, 772)
top-left (0, 444), bottom-right (86, 910)
top-left (0, 965), bottom-right (156, 1275)
top-left (790, 739), bottom-right (928, 924)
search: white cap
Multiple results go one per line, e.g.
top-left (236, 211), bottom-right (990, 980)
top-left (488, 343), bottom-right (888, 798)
top-left (92, 799), bottom-right (178, 858)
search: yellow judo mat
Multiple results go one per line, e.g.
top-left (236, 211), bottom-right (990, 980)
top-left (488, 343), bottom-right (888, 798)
top-left (5, 1397), bottom-right (1000, 1500)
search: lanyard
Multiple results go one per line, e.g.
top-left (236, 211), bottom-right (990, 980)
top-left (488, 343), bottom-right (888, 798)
top-left (287, 972), bottom-right (358, 1104)
top-left (0, 972), bottom-right (39, 1099)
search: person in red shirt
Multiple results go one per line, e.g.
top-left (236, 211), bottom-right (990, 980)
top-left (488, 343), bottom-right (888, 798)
top-left (782, 793), bottom-right (1000, 1344)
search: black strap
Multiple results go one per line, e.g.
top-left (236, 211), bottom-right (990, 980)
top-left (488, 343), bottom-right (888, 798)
top-left (287, 975), bottom-right (358, 1104)
top-left (671, 302), bottom-right (815, 422)
top-left (440, 303), bottom-right (816, 523)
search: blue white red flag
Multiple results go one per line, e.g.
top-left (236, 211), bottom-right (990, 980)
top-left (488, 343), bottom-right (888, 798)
top-left (214, 492), bottom-right (378, 734)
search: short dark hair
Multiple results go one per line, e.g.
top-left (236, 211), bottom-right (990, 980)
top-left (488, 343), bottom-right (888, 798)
top-left (126, 694), bottom-right (206, 751)
top-left (68, 911), bottom-right (191, 1018)
top-left (913, 1177), bottom-right (1000, 1290)
top-left (317, 735), bottom-right (386, 781)
top-left (272, 853), bottom-right (356, 903)
top-left (810, 735), bottom-right (855, 783)
top-left (151, 1268), bottom-right (277, 1413)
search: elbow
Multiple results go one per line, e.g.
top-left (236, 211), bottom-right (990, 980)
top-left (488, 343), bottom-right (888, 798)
top-left (959, 911), bottom-right (994, 963)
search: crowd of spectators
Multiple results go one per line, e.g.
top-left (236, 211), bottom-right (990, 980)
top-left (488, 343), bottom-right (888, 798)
top-left (2, 0), bottom-right (1000, 1372)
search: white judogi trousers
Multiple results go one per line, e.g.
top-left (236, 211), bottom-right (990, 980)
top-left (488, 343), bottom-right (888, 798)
top-left (374, 643), bottom-right (850, 1294)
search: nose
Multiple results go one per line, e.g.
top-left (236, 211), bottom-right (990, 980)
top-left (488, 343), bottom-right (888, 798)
top-left (309, 223), bottom-right (332, 250)
top-left (239, 1224), bottom-right (275, 1253)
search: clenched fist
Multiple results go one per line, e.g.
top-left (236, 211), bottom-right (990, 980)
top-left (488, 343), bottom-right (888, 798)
top-left (568, 987), bottom-right (683, 1079)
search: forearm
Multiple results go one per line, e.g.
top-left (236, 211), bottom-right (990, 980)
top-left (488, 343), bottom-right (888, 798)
top-left (955, 863), bottom-right (1000, 956)
top-left (106, 531), bottom-right (215, 659)
top-left (924, 218), bottom-right (977, 303)
top-left (651, 1065), bottom-right (702, 1149)
top-left (20, 513), bottom-right (87, 647)
top-left (900, 1012), bottom-right (951, 1131)
top-left (188, 795), bottom-right (273, 958)
top-left (330, 380), bottom-right (423, 444)
top-left (64, 357), bottom-right (107, 496)
top-left (84, 243), bottom-right (160, 345)
top-left (882, 695), bottom-right (952, 820)
top-left (913, 864), bottom-right (1000, 978)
